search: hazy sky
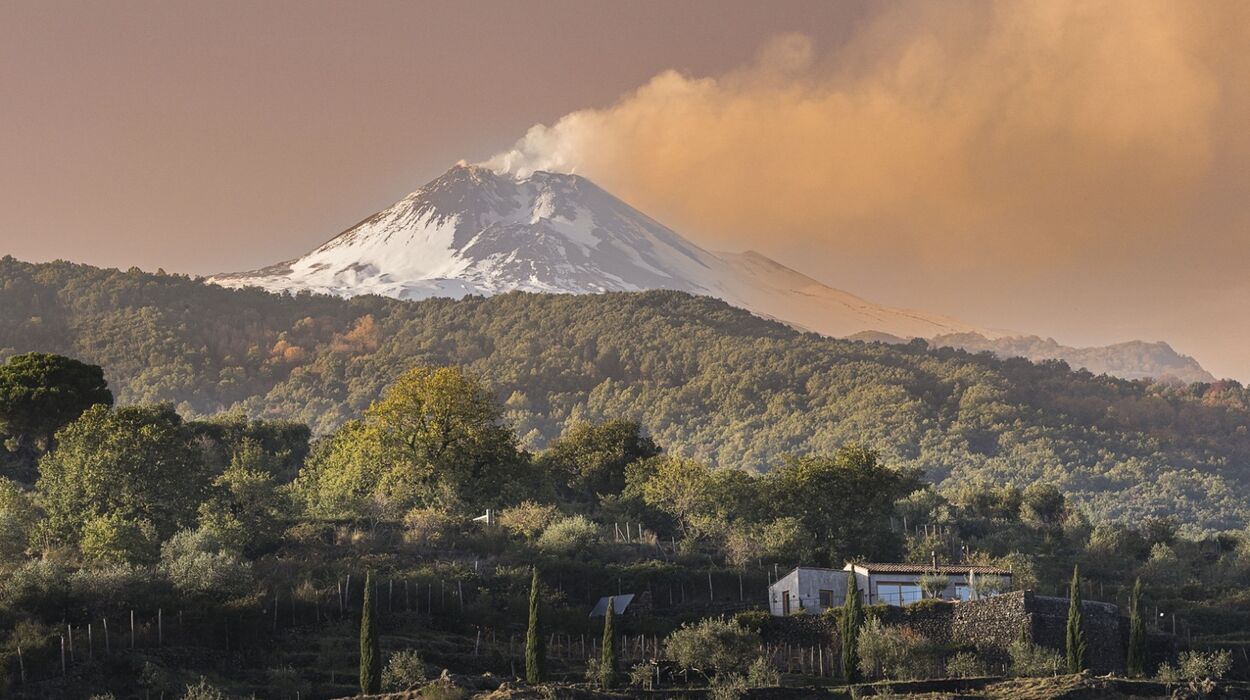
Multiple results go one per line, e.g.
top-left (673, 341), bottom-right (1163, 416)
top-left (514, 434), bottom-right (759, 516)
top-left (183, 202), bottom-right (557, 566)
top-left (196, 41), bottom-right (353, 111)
top-left (2, 1), bottom-right (1247, 380)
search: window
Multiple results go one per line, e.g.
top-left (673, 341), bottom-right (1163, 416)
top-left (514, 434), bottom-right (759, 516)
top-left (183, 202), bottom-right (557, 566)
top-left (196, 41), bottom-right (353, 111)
top-left (876, 583), bottom-right (923, 606)
top-left (819, 589), bottom-right (837, 608)
top-left (953, 584), bottom-right (971, 602)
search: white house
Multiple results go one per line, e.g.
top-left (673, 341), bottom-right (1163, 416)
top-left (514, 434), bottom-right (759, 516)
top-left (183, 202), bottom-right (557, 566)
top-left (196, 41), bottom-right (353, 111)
top-left (768, 562), bottom-right (1013, 615)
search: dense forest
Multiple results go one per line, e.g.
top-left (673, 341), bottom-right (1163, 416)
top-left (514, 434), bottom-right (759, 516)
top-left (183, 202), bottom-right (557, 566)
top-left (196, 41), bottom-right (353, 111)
top-left (2, 256), bottom-right (1249, 530)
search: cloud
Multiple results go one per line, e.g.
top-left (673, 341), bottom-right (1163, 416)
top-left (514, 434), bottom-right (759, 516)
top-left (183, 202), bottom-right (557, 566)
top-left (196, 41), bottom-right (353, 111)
top-left (485, 1), bottom-right (1249, 269)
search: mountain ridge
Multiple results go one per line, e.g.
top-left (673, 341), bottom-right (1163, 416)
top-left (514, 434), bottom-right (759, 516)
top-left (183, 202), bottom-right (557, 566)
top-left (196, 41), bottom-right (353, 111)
top-left (210, 163), bottom-right (1214, 382)
top-left (847, 331), bottom-right (1215, 384)
top-left (210, 164), bottom-right (1000, 340)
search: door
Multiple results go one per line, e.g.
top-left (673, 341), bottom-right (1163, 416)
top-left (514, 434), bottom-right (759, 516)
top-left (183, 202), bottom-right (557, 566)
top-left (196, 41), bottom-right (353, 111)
top-left (782, 590), bottom-right (791, 615)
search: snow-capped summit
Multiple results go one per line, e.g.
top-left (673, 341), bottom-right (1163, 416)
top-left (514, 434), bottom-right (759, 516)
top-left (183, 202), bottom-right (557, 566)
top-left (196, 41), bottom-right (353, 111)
top-left (210, 164), bottom-right (996, 339)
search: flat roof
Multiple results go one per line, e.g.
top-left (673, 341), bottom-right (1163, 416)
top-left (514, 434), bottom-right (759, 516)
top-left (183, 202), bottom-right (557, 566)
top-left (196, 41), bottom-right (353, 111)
top-left (849, 563), bottom-right (1012, 575)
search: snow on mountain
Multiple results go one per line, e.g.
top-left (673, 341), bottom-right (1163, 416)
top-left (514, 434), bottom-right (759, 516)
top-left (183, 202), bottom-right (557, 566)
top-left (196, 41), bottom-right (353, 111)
top-left (209, 164), bottom-right (1000, 340)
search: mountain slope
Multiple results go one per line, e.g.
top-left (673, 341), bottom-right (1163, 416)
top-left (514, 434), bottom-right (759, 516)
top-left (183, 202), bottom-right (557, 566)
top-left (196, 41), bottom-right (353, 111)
top-left (210, 164), bottom-right (997, 340)
top-left (848, 331), bottom-right (1215, 384)
top-left (4, 257), bottom-right (1250, 530)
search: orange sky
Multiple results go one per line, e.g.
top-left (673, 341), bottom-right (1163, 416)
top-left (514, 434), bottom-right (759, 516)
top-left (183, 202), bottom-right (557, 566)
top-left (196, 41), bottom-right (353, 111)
top-left (1, 1), bottom-right (1247, 380)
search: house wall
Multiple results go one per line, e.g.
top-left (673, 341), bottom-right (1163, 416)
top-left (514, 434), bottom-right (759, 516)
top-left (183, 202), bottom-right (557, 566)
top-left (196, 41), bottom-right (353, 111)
top-left (768, 569), bottom-right (800, 616)
top-left (768, 568), bottom-right (850, 615)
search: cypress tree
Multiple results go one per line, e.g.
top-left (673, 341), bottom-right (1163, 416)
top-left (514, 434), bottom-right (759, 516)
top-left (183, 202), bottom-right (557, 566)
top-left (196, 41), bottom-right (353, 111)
top-left (526, 567), bottom-right (544, 684)
top-left (1065, 565), bottom-right (1087, 674)
top-left (840, 571), bottom-right (863, 682)
top-left (600, 595), bottom-right (617, 688)
top-left (359, 570), bottom-right (381, 694)
top-left (1126, 578), bottom-right (1146, 676)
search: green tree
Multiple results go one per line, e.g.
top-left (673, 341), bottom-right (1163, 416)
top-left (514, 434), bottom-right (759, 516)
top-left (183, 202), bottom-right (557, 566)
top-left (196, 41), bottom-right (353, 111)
top-left (841, 571), bottom-right (864, 682)
top-left (526, 567), bottom-right (544, 684)
top-left (600, 596), bottom-right (617, 689)
top-left (295, 366), bottom-right (524, 517)
top-left (36, 404), bottom-right (205, 543)
top-left (0, 476), bottom-right (38, 559)
top-left (538, 419), bottom-right (659, 503)
top-left (1065, 566), bottom-right (1087, 673)
top-left (360, 570), bottom-right (381, 694)
top-left (1126, 578), bottom-right (1146, 677)
top-left (0, 352), bottom-right (112, 452)
top-left (197, 439), bottom-right (287, 554)
top-left (768, 445), bottom-right (921, 564)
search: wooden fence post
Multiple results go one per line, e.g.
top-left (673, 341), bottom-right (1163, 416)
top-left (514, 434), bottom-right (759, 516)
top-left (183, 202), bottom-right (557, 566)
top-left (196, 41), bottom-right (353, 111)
top-left (130, 610), bottom-right (135, 649)
top-left (159, 608), bottom-right (164, 646)
top-left (60, 635), bottom-right (66, 675)
top-left (16, 645), bottom-right (24, 683)
top-left (103, 617), bottom-right (110, 653)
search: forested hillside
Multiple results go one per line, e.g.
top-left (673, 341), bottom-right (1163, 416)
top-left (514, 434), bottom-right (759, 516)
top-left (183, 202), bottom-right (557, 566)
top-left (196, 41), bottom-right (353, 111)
top-left (2, 256), bottom-right (1249, 530)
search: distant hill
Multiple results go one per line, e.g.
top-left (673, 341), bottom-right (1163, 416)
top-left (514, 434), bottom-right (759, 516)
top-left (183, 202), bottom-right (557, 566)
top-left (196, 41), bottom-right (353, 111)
top-left (846, 331), bottom-right (1215, 384)
top-left (3, 256), bottom-right (1250, 530)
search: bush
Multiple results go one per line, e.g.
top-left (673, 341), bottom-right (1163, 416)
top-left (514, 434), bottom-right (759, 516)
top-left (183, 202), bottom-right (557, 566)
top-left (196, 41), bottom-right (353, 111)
top-left (665, 618), bottom-right (762, 680)
top-left (266, 665), bottom-right (310, 698)
top-left (745, 657), bottom-right (780, 687)
top-left (1009, 637), bottom-right (1061, 677)
top-left (0, 559), bottom-right (68, 615)
top-left (498, 501), bottom-right (558, 539)
top-left (945, 651), bottom-right (988, 678)
top-left (80, 513), bottom-right (160, 564)
top-left (733, 609), bottom-right (769, 633)
top-left (160, 528), bottom-right (254, 600)
top-left (856, 618), bottom-right (942, 680)
top-left (182, 677), bottom-right (228, 700)
top-left (1158, 649), bottom-right (1233, 684)
top-left (708, 673), bottom-right (748, 700)
top-left (535, 515), bottom-right (600, 556)
top-left (403, 507), bottom-right (458, 547)
top-left (628, 662), bottom-right (656, 689)
top-left (69, 563), bottom-right (161, 612)
top-left (383, 649), bottom-right (427, 691)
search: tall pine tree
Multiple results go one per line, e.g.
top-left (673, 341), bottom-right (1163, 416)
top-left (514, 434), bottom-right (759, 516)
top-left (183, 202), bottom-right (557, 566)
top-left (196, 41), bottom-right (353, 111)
top-left (1127, 578), bottom-right (1146, 676)
top-left (1065, 565), bottom-right (1087, 674)
top-left (600, 596), bottom-right (617, 689)
top-left (359, 570), bottom-right (381, 694)
top-left (840, 571), bottom-right (864, 682)
top-left (526, 567), bottom-right (544, 684)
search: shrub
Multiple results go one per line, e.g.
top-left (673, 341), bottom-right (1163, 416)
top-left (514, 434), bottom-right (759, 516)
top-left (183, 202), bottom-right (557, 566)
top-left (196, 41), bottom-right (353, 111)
top-left (160, 528), bottom-right (253, 600)
top-left (498, 501), bottom-right (558, 539)
top-left (1008, 637), bottom-right (1061, 677)
top-left (708, 673), bottom-right (748, 700)
top-left (68, 563), bottom-right (160, 612)
top-left (80, 513), bottom-right (159, 564)
top-left (0, 559), bottom-right (68, 615)
top-left (383, 649), bottom-right (427, 691)
top-left (856, 618), bottom-right (941, 680)
top-left (535, 515), bottom-right (600, 556)
top-left (745, 657), bottom-right (780, 687)
top-left (945, 651), bottom-right (988, 678)
top-left (665, 618), bottom-right (762, 680)
top-left (628, 662), bottom-right (656, 689)
top-left (266, 665), bottom-right (310, 698)
top-left (733, 609), bottom-right (769, 633)
top-left (403, 507), bottom-right (458, 547)
top-left (182, 677), bottom-right (228, 700)
top-left (1158, 649), bottom-right (1233, 684)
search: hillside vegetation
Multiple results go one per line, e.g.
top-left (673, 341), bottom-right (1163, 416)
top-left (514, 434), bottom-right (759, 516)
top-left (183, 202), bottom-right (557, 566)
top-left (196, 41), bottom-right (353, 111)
top-left (1, 256), bottom-right (1249, 529)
